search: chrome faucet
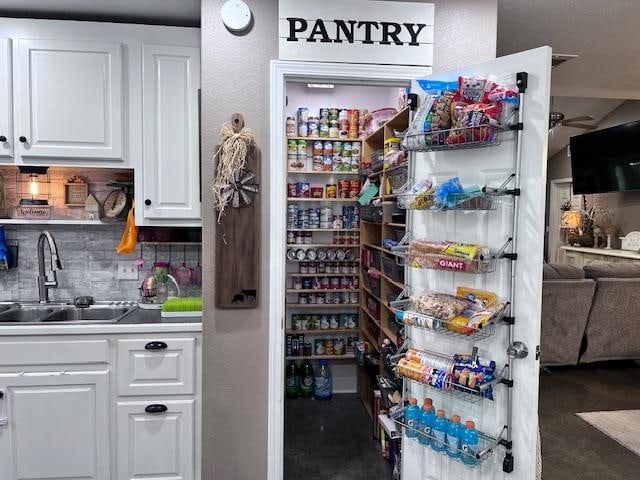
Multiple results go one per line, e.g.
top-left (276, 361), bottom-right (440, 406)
top-left (37, 231), bottom-right (62, 304)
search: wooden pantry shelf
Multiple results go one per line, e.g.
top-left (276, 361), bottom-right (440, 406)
top-left (385, 222), bottom-right (406, 228)
top-left (361, 220), bottom-right (382, 227)
top-left (362, 243), bottom-right (383, 252)
top-left (287, 273), bottom-right (357, 277)
top-left (285, 354), bottom-right (356, 361)
top-left (361, 284), bottom-right (382, 303)
top-left (287, 170), bottom-right (360, 176)
top-left (382, 274), bottom-right (405, 290)
top-left (285, 328), bottom-right (360, 335)
top-left (286, 136), bottom-right (362, 142)
top-left (286, 303), bottom-right (358, 308)
top-left (361, 307), bottom-right (382, 329)
top-left (287, 198), bottom-right (359, 202)
top-left (139, 241), bottom-right (202, 246)
top-left (286, 243), bottom-right (360, 248)
top-left (287, 228), bottom-right (360, 232)
top-left (0, 219), bottom-right (115, 225)
top-left (360, 327), bottom-right (380, 350)
top-left (286, 259), bottom-right (360, 264)
top-left (287, 289), bottom-right (359, 294)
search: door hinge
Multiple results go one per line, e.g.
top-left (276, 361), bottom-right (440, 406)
top-left (535, 345), bottom-right (541, 361)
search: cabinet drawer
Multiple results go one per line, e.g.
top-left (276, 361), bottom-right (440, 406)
top-left (116, 399), bottom-right (194, 480)
top-left (117, 337), bottom-right (195, 396)
top-left (0, 339), bottom-right (108, 366)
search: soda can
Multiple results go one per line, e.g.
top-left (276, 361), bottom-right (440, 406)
top-left (286, 117), bottom-right (296, 137)
top-left (298, 123), bottom-right (308, 137)
top-left (297, 139), bottom-right (307, 154)
top-left (297, 107), bottom-right (308, 124)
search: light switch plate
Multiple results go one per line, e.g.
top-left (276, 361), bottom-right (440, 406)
top-left (117, 261), bottom-right (138, 280)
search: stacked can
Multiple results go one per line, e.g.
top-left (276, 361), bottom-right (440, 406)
top-left (348, 109), bottom-right (359, 139)
top-left (319, 108), bottom-right (330, 138)
top-left (312, 140), bottom-right (323, 172)
top-left (287, 139), bottom-right (300, 170)
top-left (358, 109), bottom-right (368, 138)
top-left (332, 141), bottom-right (343, 172)
top-left (329, 108), bottom-right (339, 138)
top-left (287, 205), bottom-right (299, 228)
top-left (351, 142), bottom-right (361, 172)
top-left (297, 139), bottom-right (308, 171)
top-left (308, 208), bottom-right (320, 229)
top-left (286, 116), bottom-right (296, 137)
top-left (341, 206), bottom-right (359, 229)
top-left (297, 108), bottom-right (308, 137)
top-left (320, 208), bottom-right (333, 229)
top-left (338, 109), bottom-right (349, 139)
top-left (308, 116), bottom-right (319, 138)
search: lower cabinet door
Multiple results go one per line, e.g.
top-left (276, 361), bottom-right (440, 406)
top-left (0, 370), bottom-right (110, 480)
top-left (116, 399), bottom-right (195, 480)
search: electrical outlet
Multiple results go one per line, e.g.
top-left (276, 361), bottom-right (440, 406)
top-left (117, 261), bottom-right (139, 280)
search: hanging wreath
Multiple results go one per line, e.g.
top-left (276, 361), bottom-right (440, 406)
top-left (212, 122), bottom-right (256, 222)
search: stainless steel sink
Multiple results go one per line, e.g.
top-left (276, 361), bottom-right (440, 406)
top-left (0, 303), bottom-right (134, 324)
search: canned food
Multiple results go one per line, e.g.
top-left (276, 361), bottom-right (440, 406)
top-left (311, 187), bottom-right (324, 198)
top-left (323, 141), bottom-right (333, 156)
top-left (286, 117), bottom-right (296, 137)
top-left (307, 293), bottom-right (316, 304)
top-left (298, 123), bottom-right (308, 137)
top-left (315, 339), bottom-right (325, 355)
top-left (330, 315), bottom-right (339, 329)
top-left (304, 343), bottom-right (312, 356)
top-left (319, 123), bottom-right (329, 137)
top-left (316, 293), bottom-right (325, 304)
top-left (289, 154), bottom-right (303, 171)
top-left (298, 293), bottom-right (308, 304)
top-left (299, 259), bottom-right (309, 272)
top-left (320, 316), bottom-right (330, 329)
top-left (287, 232), bottom-right (295, 244)
top-left (287, 249), bottom-right (297, 261)
top-left (287, 139), bottom-right (298, 154)
top-left (326, 184), bottom-right (337, 198)
top-left (287, 183), bottom-right (297, 198)
top-left (320, 277), bottom-right (330, 289)
top-left (291, 315), bottom-right (301, 330)
top-left (325, 339), bottom-right (334, 355)
top-left (329, 125), bottom-right (339, 138)
top-left (297, 107), bottom-right (309, 124)
top-left (297, 139), bottom-right (307, 154)
top-left (298, 182), bottom-right (310, 198)
top-left (334, 338), bottom-right (345, 355)
top-left (341, 263), bottom-right (349, 274)
top-left (312, 141), bottom-right (323, 156)
top-left (351, 142), bottom-right (361, 156)
top-left (338, 180), bottom-right (350, 198)
top-left (343, 142), bottom-right (352, 157)
top-left (350, 180), bottom-right (360, 197)
top-left (350, 262), bottom-right (358, 274)
top-left (312, 156), bottom-right (323, 172)
top-left (351, 155), bottom-right (360, 172)
top-left (350, 292), bottom-right (359, 304)
top-left (318, 262), bottom-right (326, 273)
top-left (330, 277), bottom-right (340, 289)
top-left (308, 118), bottom-right (319, 137)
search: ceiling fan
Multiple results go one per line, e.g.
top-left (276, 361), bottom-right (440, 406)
top-left (549, 112), bottom-right (597, 130)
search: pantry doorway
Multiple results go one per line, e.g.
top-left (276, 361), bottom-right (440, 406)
top-left (268, 61), bottom-right (429, 480)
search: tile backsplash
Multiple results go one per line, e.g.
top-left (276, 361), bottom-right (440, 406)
top-left (0, 224), bottom-right (202, 302)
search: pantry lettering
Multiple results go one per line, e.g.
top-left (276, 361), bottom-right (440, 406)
top-left (286, 18), bottom-right (427, 46)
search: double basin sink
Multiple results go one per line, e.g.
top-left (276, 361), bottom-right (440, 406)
top-left (0, 302), bottom-right (134, 324)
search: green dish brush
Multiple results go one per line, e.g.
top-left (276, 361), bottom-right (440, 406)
top-left (161, 297), bottom-right (203, 317)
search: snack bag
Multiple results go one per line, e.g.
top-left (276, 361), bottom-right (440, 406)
top-left (434, 177), bottom-right (465, 209)
top-left (455, 287), bottom-right (498, 308)
top-left (457, 76), bottom-right (488, 103)
top-left (447, 102), bottom-right (502, 144)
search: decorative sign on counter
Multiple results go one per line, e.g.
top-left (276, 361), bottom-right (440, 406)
top-left (15, 205), bottom-right (51, 219)
top-left (278, 0), bottom-right (434, 66)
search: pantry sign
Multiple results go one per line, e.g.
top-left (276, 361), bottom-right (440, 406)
top-left (279, 0), bottom-right (434, 66)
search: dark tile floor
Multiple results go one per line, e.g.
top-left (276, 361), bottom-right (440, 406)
top-left (285, 394), bottom-right (393, 480)
top-left (539, 362), bottom-right (640, 480)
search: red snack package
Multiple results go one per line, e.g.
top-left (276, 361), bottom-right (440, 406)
top-left (447, 103), bottom-right (502, 144)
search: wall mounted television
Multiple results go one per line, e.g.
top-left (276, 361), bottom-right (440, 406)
top-left (570, 119), bottom-right (640, 194)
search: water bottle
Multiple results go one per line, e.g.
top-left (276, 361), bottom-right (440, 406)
top-left (418, 399), bottom-right (435, 446)
top-left (314, 360), bottom-right (332, 400)
top-left (446, 414), bottom-right (463, 458)
top-left (285, 360), bottom-right (299, 399)
top-left (461, 420), bottom-right (479, 466)
top-left (300, 360), bottom-right (314, 399)
top-left (404, 398), bottom-right (421, 439)
top-left (431, 409), bottom-right (448, 452)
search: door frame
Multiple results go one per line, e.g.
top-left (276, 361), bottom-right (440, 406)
top-left (548, 177), bottom-right (573, 262)
top-left (268, 60), bottom-right (429, 480)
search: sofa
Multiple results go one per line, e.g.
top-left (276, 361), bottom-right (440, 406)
top-left (541, 262), bottom-right (640, 366)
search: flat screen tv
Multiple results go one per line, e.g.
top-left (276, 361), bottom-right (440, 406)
top-left (570, 120), bottom-right (640, 194)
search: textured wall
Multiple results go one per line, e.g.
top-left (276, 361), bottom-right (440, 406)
top-left (0, 224), bottom-right (202, 301)
top-left (200, 1), bottom-right (497, 479)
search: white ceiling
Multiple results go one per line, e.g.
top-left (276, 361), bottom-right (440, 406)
top-left (498, 0), bottom-right (640, 100)
top-left (0, 0), bottom-right (200, 26)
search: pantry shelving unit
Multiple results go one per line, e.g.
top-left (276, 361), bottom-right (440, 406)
top-left (391, 71), bottom-right (532, 476)
top-left (357, 107), bottom-right (410, 419)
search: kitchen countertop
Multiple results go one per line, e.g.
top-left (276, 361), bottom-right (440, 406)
top-left (0, 306), bottom-right (202, 336)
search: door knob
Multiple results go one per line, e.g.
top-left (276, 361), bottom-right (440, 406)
top-left (144, 199), bottom-right (152, 206)
top-left (0, 135), bottom-right (6, 142)
top-left (18, 136), bottom-right (27, 143)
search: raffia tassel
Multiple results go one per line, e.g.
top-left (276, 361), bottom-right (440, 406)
top-left (212, 122), bottom-right (255, 222)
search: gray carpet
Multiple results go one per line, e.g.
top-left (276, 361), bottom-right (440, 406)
top-left (576, 410), bottom-right (640, 456)
top-left (285, 394), bottom-right (393, 480)
top-left (540, 363), bottom-right (640, 480)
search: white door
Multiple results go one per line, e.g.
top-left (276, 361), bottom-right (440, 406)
top-left (402, 47), bottom-right (551, 480)
top-left (0, 370), bottom-right (110, 480)
top-left (14, 39), bottom-right (123, 160)
top-left (0, 38), bottom-right (12, 160)
top-left (141, 44), bottom-right (200, 221)
top-left (116, 399), bottom-right (195, 480)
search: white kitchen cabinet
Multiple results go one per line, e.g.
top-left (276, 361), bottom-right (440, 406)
top-left (0, 370), bottom-right (110, 480)
top-left (0, 38), bottom-right (11, 160)
top-left (14, 39), bottom-right (124, 161)
top-left (116, 399), bottom-right (195, 480)
top-left (141, 44), bottom-right (200, 222)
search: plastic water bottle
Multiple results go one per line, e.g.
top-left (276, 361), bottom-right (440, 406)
top-left (300, 360), bottom-right (314, 399)
top-left (404, 398), bottom-right (421, 439)
top-left (285, 360), bottom-right (299, 399)
top-left (418, 399), bottom-right (435, 446)
top-left (431, 409), bottom-right (448, 452)
top-left (446, 415), bottom-right (463, 458)
top-left (314, 360), bottom-right (332, 400)
top-left (461, 420), bottom-right (479, 466)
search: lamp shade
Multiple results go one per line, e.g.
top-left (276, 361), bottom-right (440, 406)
top-left (561, 210), bottom-right (582, 229)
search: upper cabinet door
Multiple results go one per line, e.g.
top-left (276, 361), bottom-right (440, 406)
top-left (15, 39), bottom-right (124, 160)
top-left (142, 44), bottom-right (200, 221)
top-left (0, 38), bottom-right (12, 160)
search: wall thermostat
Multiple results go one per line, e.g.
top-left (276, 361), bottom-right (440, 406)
top-left (221, 0), bottom-right (252, 33)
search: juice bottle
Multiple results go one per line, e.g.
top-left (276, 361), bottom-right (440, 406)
top-left (461, 420), bottom-right (479, 466)
top-left (404, 398), bottom-right (421, 439)
top-left (418, 399), bottom-right (435, 446)
top-left (285, 360), bottom-right (299, 399)
top-left (446, 414), bottom-right (463, 458)
top-left (431, 409), bottom-right (448, 452)
top-left (300, 360), bottom-right (314, 398)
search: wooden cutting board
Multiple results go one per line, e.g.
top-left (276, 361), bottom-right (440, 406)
top-left (214, 119), bottom-right (260, 309)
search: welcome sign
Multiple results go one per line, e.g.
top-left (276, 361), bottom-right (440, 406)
top-left (279, 0), bottom-right (434, 66)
